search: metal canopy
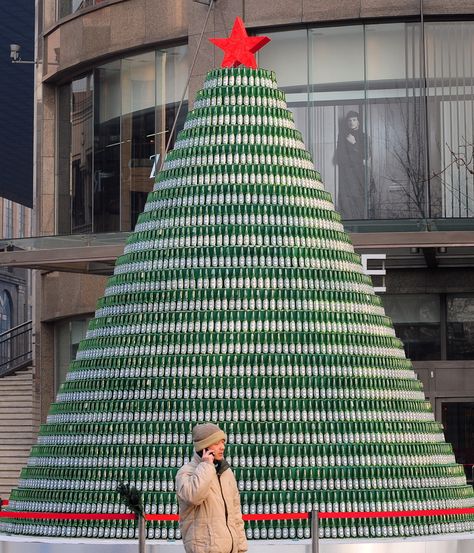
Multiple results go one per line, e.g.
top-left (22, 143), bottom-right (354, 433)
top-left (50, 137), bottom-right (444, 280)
top-left (1, 231), bottom-right (474, 275)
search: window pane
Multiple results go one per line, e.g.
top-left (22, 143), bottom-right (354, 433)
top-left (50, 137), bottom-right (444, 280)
top-left (426, 22), bottom-right (474, 218)
top-left (309, 26), bottom-right (365, 217)
top-left (54, 318), bottom-right (90, 390)
top-left (258, 30), bottom-right (307, 89)
top-left (57, 84), bottom-right (72, 234)
top-left (58, 45), bottom-right (188, 235)
top-left (365, 23), bottom-right (427, 220)
top-left (162, 44), bottom-right (189, 105)
top-left (442, 402), bottom-right (474, 483)
top-left (3, 200), bottom-right (13, 239)
top-left (18, 206), bottom-right (25, 238)
top-left (258, 30), bottom-right (309, 150)
top-left (156, 45), bottom-right (190, 161)
top-left (58, 0), bottom-right (94, 19)
top-left (0, 291), bottom-right (13, 367)
top-left (447, 295), bottom-right (474, 359)
top-left (70, 319), bottom-right (89, 361)
top-left (94, 61), bottom-right (121, 232)
top-left (121, 52), bottom-right (156, 230)
top-left (71, 75), bottom-right (93, 233)
top-left (310, 26), bottom-right (364, 85)
top-left (383, 294), bottom-right (441, 360)
top-left (0, 290), bottom-right (13, 333)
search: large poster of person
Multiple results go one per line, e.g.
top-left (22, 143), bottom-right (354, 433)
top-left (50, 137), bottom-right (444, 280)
top-left (334, 107), bottom-right (370, 220)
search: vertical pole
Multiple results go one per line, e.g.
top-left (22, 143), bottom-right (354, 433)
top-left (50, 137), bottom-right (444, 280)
top-left (311, 510), bottom-right (319, 553)
top-left (419, 0), bottom-right (431, 217)
top-left (160, 0), bottom-right (215, 171)
top-left (138, 515), bottom-right (145, 553)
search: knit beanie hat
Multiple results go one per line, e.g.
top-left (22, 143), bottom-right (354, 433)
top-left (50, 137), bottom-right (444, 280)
top-left (193, 423), bottom-right (226, 451)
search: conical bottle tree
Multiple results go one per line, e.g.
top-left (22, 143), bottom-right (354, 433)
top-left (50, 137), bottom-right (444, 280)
top-left (2, 17), bottom-right (474, 542)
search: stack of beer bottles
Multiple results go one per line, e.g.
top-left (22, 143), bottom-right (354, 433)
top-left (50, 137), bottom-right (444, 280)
top-left (2, 65), bottom-right (474, 541)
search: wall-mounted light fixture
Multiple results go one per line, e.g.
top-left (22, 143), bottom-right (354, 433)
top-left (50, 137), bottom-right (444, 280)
top-left (10, 43), bottom-right (59, 66)
top-left (10, 43), bottom-right (37, 64)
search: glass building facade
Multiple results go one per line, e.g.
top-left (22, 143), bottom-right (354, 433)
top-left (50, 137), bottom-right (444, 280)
top-left (58, 45), bottom-right (188, 234)
top-left (258, 21), bottom-right (474, 225)
top-left (56, 21), bottom-right (474, 233)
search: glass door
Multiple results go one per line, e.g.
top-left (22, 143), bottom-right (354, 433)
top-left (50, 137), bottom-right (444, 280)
top-left (441, 400), bottom-right (474, 485)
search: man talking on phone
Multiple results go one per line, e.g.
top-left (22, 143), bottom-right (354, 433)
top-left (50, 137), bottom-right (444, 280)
top-left (176, 423), bottom-right (248, 553)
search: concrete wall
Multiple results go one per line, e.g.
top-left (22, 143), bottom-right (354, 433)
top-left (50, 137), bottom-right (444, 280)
top-left (36, 272), bottom-right (107, 422)
top-left (40, 0), bottom-right (474, 83)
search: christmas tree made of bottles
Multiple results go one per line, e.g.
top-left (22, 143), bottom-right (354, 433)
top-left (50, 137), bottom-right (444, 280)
top-left (2, 17), bottom-right (474, 542)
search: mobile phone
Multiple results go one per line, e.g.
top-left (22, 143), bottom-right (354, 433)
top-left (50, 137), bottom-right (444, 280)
top-left (206, 449), bottom-right (214, 456)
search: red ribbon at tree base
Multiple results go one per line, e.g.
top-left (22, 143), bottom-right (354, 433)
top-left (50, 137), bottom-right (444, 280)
top-left (1, 508), bottom-right (474, 521)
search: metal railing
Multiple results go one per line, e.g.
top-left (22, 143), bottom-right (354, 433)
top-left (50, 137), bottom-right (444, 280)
top-left (2, 506), bottom-right (474, 549)
top-left (0, 320), bottom-right (33, 378)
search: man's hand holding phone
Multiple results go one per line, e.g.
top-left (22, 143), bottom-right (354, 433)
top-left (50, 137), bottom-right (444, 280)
top-left (202, 448), bottom-right (215, 464)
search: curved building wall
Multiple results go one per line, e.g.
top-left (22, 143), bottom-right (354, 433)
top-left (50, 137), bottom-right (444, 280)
top-left (56, 44), bottom-right (188, 234)
top-left (41, 0), bottom-right (474, 80)
top-left (42, 0), bottom-right (187, 77)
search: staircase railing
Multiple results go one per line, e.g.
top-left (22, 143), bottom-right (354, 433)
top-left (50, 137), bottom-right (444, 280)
top-left (0, 320), bottom-right (33, 378)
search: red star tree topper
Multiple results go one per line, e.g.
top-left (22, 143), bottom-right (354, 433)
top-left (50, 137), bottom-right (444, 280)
top-left (209, 17), bottom-right (271, 69)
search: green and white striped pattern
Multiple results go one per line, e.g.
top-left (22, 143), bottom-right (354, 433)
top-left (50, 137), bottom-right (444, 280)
top-left (2, 66), bottom-right (474, 541)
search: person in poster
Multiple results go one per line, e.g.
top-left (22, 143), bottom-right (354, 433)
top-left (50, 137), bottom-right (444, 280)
top-left (335, 110), bottom-right (368, 219)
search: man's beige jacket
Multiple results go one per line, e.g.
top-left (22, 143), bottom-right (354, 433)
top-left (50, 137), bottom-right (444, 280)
top-left (176, 453), bottom-right (248, 553)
